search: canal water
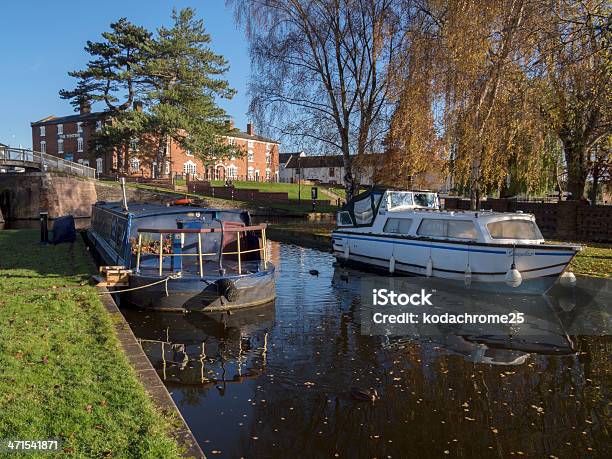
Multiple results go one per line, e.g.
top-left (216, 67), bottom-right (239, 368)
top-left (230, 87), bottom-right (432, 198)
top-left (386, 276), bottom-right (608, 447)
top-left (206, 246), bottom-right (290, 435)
top-left (121, 241), bottom-right (611, 458)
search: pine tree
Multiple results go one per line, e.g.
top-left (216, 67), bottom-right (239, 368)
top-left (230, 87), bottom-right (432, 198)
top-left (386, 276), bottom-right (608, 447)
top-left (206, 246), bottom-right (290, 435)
top-left (60, 18), bottom-right (153, 172)
top-left (143, 8), bottom-right (240, 177)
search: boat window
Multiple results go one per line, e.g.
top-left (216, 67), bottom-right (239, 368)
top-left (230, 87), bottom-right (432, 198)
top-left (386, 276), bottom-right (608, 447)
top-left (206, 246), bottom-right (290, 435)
top-left (353, 197), bottom-right (374, 225)
top-left (487, 220), bottom-right (541, 240)
top-left (383, 218), bottom-right (413, 234)
top-left (337, 211), bottom-right (353, 226)
top-left (413, 193), bottom-right (437, 208)
top-left (417, 218), bottom-right (478, 240)
top-left (418, 219), bottom-right (446, 237)
top-left (447, 220), bottom-right (479, 239)
top-left (387, 192), bottom-right (414, 210)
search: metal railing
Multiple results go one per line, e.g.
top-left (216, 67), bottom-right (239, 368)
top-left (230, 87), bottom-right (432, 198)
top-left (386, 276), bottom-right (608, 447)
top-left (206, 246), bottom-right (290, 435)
top-left (135, 223), bottom-right (268, 277)
top-left (0, 146), bottom-right (96, 178)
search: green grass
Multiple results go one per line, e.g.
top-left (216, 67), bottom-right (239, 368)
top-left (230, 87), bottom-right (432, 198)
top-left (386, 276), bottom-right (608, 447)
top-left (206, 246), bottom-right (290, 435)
top-left (210, 180), bottom-right (334, 201)
top-left (566, 243), bottom-right (612, 278)
top-left (0, 230), bottom-right (181, 458)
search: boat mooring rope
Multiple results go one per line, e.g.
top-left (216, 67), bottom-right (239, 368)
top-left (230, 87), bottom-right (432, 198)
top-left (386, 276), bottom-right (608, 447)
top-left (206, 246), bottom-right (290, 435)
top-left (97, 273), bottom-right (182, 297)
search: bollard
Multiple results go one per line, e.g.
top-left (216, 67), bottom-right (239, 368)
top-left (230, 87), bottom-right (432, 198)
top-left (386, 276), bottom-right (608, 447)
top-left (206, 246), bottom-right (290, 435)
top-left (40, 212), bottom-right (49, 244)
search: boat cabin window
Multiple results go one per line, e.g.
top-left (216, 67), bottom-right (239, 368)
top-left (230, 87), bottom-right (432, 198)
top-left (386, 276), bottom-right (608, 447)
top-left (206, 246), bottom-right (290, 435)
top-left (387, 192), bottom-right (413, 210)
top-left (337, 211), bottom-right (353, 226)
top-left (413, 193), bottom-right (437, 208)
top-left (486, 220), bottom-right (541, 240)
top-left (383, 218), bottom-right (413, 234)
top-left (417, 218), bottom-right (478, 240)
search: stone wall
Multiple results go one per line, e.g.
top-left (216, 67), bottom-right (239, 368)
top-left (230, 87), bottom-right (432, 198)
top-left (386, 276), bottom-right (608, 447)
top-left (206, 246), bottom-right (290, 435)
top-left (444, 197), bottom-right (612, 242)
top-left (0, 172), bottom-right (97, 220)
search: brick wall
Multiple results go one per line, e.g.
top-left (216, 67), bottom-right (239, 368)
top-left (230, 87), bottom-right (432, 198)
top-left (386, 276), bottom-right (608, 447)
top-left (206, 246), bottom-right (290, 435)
top-left (444, 198), bottom-right (612, 242)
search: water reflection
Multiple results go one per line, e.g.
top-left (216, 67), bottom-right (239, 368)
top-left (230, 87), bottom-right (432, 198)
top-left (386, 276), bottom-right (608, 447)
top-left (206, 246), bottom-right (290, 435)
top-left (122, 241), bottom-right (610, 458)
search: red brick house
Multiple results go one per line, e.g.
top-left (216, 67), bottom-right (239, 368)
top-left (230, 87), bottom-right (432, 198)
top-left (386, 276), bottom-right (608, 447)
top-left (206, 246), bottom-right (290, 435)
top-left (31, 103), bottom-right (280, 181)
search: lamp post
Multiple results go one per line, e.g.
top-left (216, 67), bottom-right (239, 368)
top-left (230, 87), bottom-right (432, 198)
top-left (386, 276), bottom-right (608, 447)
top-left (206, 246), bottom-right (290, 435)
top-left (297, 168), bottom-right (301, 204)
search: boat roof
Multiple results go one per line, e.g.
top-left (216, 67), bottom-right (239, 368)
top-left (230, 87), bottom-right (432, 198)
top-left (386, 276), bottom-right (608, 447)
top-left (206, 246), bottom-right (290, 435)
top-left (94, 201), bottom-right (247, 218)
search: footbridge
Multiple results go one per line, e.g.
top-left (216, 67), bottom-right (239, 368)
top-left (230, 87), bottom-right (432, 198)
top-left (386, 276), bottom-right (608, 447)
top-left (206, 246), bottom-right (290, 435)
top-left (0, 145), bottom-right (96, 178)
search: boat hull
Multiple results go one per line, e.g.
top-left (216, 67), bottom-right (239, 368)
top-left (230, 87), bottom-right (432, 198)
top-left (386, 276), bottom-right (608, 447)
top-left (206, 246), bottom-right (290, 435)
top-left (332, 231), bottom-right (577, 295)
top-left (123, 270), bottom-right (276, 312)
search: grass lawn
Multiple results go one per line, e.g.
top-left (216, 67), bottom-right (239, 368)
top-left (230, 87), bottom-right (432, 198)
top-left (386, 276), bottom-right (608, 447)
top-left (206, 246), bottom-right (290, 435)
top-left (210, 180), bottom-right (334, 202)
top-left (566, 243), bottom-right (612, 278)
top-left (0, 230), bottom-right (181, 458)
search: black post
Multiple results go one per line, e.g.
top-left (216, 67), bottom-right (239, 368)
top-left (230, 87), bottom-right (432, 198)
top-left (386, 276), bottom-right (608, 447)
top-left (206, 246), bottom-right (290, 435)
top-left (311, 186), bottom-right (318, 212)
top-left (40, 212), bottom-right (49, 244)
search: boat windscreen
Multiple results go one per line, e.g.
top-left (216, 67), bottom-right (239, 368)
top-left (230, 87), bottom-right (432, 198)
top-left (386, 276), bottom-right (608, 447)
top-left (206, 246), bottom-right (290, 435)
top-left (413, 193), bottom-right (437, 208)
top-left (388, 191), bottom-right (413, 210)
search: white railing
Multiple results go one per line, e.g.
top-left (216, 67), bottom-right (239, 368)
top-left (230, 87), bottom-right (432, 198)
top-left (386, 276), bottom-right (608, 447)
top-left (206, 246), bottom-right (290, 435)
top-left (0, 146), bottom-right (96, 178)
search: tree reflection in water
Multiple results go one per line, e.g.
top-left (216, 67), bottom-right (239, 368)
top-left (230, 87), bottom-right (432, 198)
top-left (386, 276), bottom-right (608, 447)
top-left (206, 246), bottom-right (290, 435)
top-left (122, 242), bottom-right (610, 458)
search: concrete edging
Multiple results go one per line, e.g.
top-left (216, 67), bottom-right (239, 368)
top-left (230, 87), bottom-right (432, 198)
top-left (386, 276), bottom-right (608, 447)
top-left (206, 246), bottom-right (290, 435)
top-left (97, 290), bottom-right (205, 458)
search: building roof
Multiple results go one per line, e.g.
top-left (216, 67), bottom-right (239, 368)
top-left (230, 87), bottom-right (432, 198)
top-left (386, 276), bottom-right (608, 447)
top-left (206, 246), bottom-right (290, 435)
top-left (285, 154), bottom-right (345, 169)
top-left (226, 128), bottom-right (279, 145)
top-left (279, 152), bottom-right (304, 164)
top-left (31, 111), bottom-right (109, 126)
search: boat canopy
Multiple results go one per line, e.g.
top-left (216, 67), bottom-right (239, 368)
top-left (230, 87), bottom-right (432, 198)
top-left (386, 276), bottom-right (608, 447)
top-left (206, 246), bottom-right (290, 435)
top-left (343, 187), bottom-right (386, 226)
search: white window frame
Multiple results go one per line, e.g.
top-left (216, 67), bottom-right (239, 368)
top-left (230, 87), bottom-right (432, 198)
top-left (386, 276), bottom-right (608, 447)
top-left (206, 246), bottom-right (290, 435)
top-left (95, 120), bottom-right (102, 132)
top-left (130, 158), bottom-right (141, 173)
top-left (77, 137), bottom-right (84, 152)
top-left (247, 150), bottom-right (254, 162)
top-left (186, 149), bottom-right (194, 157)
top-left (40, 126), bottom-right (45, 137)
top-left (58, 139), bottom-right (64, 153)
top-left (77, 122), bottom-right (83, 133)
top-left (57, 124), bottom-right (63, 135)
top-left (40, 140), bottom-right (46, 153)
top-left (227, 165), bottom-right (238, 179)
top-left (130, 139), bottom-right (138, 151)
top-left (96, 157), bottom-right (103, 173)
top-left (183, 160), bottom-right (197, 175)
top-left (247, 166), bottom-right (254, 180)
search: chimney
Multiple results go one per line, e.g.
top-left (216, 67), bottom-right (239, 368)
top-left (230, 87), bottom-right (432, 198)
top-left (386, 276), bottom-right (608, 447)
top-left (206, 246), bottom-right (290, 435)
top-left (133, 101), bottom-right (143, 112)
top-left (247, 122), bottom-right (254, 136)
top-left (79, 100), bottom-right (91, 115)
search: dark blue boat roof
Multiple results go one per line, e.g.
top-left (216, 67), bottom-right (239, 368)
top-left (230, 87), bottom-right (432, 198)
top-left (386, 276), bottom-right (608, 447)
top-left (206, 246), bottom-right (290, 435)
top-left (94, 201), bottom-right (247, 219)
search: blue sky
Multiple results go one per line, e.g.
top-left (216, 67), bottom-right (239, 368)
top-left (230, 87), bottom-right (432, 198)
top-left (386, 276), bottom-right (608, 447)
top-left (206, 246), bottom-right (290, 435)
top-left (0, 1), bottom-right (250, 149)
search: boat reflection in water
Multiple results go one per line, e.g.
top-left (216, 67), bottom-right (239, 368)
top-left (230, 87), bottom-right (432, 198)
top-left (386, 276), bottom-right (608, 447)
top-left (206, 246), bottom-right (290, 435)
top-left (122, 304), bottom-right (275, 387)
top-left (122, 241), bottom-right (610, 458)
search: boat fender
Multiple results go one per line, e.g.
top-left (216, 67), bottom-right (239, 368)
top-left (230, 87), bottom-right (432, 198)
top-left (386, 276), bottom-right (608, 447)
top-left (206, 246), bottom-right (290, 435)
top-left (343, 243), bottom-right (350, 260)
top-left (389, 255), bottom-right (396, 274)
top-left (216, 279), bottom-right (239, 302)
top-left (173, 198), bottom-right (192, 206)
top-left (464, 265), bottom-right (472, 286)
top-left (426, 257), bottom-right (433, 277)
top-left (559, 271), bottom-right (576, 287)
top-left (504, 263), bottom-right (522, 288)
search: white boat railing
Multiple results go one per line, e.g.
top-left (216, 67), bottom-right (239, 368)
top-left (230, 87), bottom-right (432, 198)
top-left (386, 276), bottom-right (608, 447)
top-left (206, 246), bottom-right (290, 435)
top-left (0, 145), bottom-right (97, 178)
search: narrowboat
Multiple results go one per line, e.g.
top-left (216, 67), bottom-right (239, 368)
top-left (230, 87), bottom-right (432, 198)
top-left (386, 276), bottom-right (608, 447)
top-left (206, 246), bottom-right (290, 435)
top-left (332, 188), bottom-right (580, 294)
top-left (87, 201), bottom-right (275, 311)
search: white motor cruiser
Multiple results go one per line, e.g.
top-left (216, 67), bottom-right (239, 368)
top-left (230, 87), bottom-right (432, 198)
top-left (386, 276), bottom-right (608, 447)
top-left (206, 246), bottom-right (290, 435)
top-left (332, 188), bottom-right (580, 294)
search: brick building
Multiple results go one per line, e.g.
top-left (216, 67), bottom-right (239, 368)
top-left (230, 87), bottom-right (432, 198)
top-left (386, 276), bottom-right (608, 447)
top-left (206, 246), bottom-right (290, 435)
top-left (31, 102), bottom-right (280, 181)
